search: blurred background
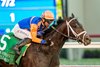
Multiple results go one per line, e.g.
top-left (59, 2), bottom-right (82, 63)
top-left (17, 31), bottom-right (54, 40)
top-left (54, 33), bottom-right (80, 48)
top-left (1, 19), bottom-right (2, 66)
top-left (0, 0), bottom-right (100, 65)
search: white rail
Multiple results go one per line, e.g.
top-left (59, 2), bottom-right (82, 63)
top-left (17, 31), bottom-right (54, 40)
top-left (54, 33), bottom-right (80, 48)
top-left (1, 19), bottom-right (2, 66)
top-left (60, 65), bottom-right (100, 67)
top-left (63, 42), bottom-right (100, 48)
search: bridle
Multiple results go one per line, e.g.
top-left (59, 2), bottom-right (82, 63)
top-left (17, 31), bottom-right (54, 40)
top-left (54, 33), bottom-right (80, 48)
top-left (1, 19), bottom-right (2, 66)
top-left (51, 18), bottom-right (87, 43)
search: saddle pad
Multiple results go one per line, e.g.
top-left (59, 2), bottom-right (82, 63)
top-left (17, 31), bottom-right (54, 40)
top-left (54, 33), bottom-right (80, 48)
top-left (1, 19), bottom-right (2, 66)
top-left (0, 32), bottom-right (19, 64)
top-left (0, 32), bottom-right (31, 65)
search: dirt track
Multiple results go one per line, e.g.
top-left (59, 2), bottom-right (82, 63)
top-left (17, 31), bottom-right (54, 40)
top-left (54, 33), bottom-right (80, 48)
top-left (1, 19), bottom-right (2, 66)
top-left (60, 65), bottom-right (100, 67)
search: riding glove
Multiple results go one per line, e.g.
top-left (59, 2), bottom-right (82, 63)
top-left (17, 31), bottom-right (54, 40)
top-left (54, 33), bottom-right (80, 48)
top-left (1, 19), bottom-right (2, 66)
top-left (41, 40), bottom-right (47, 44)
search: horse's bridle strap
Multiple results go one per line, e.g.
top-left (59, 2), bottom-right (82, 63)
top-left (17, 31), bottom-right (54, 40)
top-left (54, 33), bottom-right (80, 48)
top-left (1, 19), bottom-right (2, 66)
top-left (51, 18), bottom-right (87, 42)
top-left (66, 18), bottom-right (87, 42)
top-left (51, 26), bottom-right (77, 40)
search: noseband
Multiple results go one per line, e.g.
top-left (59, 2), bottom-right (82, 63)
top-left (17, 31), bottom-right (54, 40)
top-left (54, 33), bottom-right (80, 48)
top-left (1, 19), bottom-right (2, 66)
top-left (51, 18), bottom-right (87, 43)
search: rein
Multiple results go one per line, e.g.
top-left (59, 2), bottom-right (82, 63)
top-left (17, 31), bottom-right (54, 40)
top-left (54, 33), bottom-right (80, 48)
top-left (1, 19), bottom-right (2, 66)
top-left (51, 26), bottom-right (77, 40)
top-left (51, 18), bottom-right (87, 43)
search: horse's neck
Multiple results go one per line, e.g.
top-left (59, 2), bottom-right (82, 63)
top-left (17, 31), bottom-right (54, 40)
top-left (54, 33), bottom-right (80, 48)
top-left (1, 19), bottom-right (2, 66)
top-left (47, 22), bottom-right (67, 52)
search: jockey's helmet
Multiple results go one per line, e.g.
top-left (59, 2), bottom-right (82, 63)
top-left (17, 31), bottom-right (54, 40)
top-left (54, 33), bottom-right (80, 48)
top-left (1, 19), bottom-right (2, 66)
top-left (41, 10), bottom-right (54, 24)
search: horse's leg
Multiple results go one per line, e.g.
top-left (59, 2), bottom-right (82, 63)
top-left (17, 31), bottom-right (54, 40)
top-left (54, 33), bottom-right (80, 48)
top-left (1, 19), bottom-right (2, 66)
top-left (49, 54), bottom-right (60, 67)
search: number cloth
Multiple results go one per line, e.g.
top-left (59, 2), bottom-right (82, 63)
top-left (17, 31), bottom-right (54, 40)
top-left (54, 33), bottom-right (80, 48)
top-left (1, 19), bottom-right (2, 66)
top-left (0, 32), bottom-right (29, 65)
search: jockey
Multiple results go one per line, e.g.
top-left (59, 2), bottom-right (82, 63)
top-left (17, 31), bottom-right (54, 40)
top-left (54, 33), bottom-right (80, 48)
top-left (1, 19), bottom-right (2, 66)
top-left (12, 10), bottom-right (54, 54)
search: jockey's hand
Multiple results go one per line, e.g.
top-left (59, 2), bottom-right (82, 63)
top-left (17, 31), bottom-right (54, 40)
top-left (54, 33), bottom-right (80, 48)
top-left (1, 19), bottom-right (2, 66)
top-left (37, 31), bottom-right (44, 37)
top-left (41, 40), bottom-right (47, 45)
top-left (41, 40), bottom-right (51, 46)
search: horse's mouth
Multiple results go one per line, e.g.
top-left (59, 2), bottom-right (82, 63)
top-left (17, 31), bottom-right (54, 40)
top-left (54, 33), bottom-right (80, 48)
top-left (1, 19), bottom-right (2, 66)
top-left (83, 39), bottom-right (91, 46)
top-left (78, 38), bottom-right (91, 46)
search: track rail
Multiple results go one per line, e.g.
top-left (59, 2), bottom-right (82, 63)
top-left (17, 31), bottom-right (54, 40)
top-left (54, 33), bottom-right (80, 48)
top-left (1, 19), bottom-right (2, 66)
top-left (60, 65), bottom-right (100, 67)
top-left (63, 42), bottom-right (100, 48)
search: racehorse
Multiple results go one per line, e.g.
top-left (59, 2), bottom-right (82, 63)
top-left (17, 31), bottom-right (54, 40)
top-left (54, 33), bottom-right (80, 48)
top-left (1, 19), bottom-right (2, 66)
top-left (0, 14), bottom-right (91, 67)
top-left (18, 14), bottom-right (91, 67)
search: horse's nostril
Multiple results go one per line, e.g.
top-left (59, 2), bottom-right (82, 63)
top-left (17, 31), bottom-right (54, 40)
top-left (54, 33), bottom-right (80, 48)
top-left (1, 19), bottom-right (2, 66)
top-left (85, 37), bottom-right (91, 44)
top-left (86, 37), bottom-right (89, 40)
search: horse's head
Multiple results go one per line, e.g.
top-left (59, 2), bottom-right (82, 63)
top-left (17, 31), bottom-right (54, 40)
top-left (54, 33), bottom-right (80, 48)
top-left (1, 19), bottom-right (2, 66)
top-left (65, 14), bottom-right (91, 45)
top-left (45, 14), bottom-right (91, 46)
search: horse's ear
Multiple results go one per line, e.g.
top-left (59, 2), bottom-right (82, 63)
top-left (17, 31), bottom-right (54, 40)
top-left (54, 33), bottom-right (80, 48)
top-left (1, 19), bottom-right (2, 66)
top-left (57, 16), bottom-right (65, 25)
top-left (71, 13), bottom-right (75, 18)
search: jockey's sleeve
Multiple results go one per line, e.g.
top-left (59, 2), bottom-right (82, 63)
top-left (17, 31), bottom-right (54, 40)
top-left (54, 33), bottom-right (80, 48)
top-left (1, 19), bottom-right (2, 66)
top-left (30, 24), bottom-right (42, 43)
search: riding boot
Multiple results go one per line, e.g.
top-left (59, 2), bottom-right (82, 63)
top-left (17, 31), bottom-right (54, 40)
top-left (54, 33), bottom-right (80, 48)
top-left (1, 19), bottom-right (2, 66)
top-left (13, 38), bottom-right (32, 55)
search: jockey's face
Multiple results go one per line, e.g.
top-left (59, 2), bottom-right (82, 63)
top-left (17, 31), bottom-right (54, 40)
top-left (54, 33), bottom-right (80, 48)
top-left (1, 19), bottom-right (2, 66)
top-left (45, 19), bottom-right (54, 27)
top-left (44, 21), bottom-right (49, 27)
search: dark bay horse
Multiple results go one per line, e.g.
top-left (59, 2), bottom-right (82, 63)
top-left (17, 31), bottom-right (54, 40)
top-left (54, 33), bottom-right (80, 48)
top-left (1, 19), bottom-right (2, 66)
top-left (19, 14), bottom-right (91, 67)
top-left (0, 14), bottom-right (91, 67)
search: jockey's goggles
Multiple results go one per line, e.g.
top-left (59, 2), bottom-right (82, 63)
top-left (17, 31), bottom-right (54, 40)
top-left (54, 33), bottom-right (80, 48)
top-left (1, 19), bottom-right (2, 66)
top-left (44, 18), bottom-right (54, 24)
